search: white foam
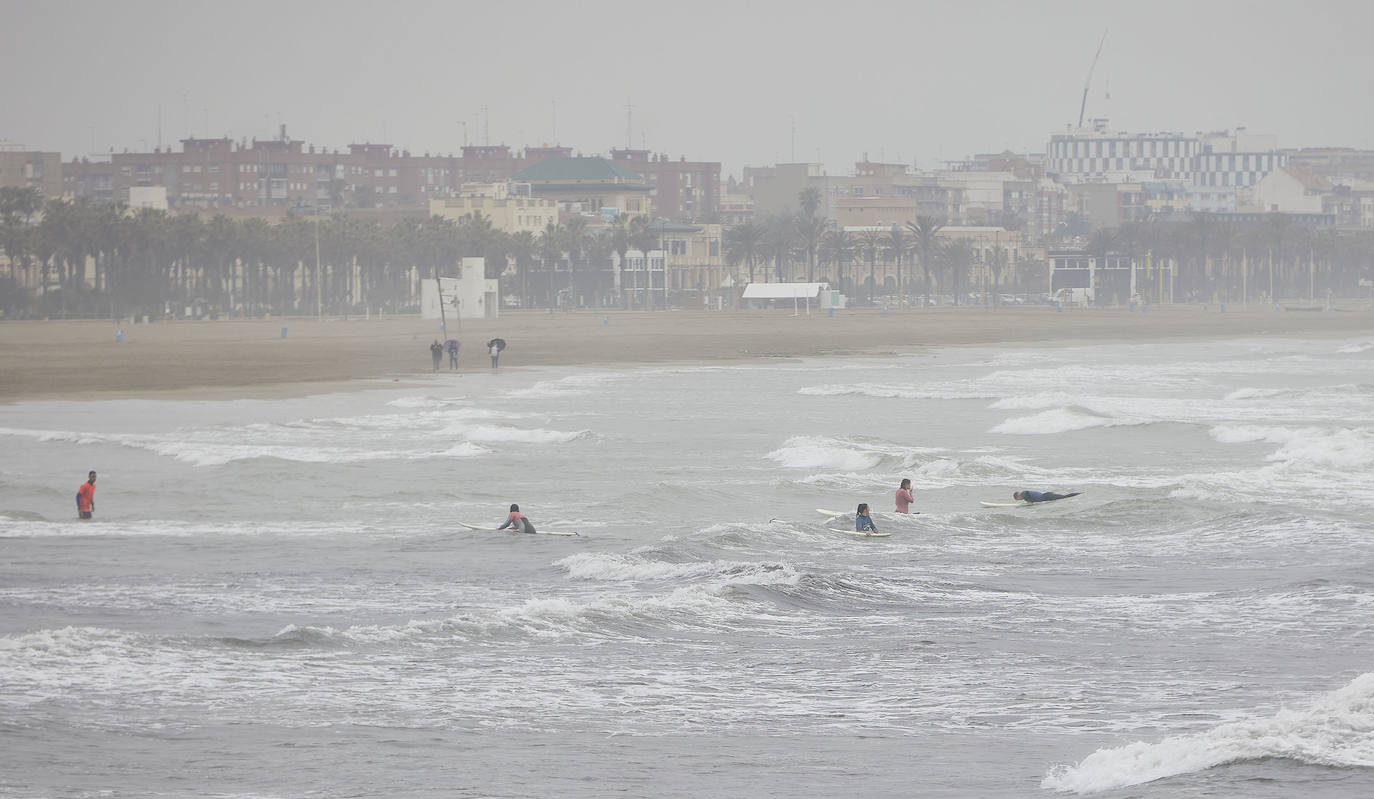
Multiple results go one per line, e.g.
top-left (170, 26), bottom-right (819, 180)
top-left (1338, 341), bottom-right (1373, 354)
top-left (798, 383), bottom-right (996, 400)
top-left (1043, 672), bottom-right (1374, 793)
top-left (460, 425), bottom-right (588, 445)
top-left (991, 407), bottom-right (1143, 435)
top-left (765, 436), bottom-right (883, 471)
top-left (557, 552), bottom-right (800, 585)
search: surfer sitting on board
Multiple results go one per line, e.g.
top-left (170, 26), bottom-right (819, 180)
top-left (496, 504), bottom-right (537, 534)
top-left (1013, 490), bottom-right (1081, 503)
top-left (855, 503), bottom-right (879, 533)
top-left (895, 478), bottom-right (915, 513)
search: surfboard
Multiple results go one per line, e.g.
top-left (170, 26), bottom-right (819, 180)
top-left (980, 492), bottom-right (1081, 508)
top-left (458, 521), bottom-right (579, 537)
top-left (828, 527), bottom-right (891, 538)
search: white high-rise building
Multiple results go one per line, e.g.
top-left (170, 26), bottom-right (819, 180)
top-left (1046, 119), bottom-right (1198, 184)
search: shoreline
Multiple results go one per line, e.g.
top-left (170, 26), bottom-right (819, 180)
top-left (2, 305), bottom-right (1371, 403)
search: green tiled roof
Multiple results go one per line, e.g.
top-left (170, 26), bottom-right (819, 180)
top-left (514, 157), bottom-right (644, 182)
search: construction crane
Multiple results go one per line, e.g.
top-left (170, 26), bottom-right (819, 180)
top-left (1077, 29), bottom-right (1109, 129)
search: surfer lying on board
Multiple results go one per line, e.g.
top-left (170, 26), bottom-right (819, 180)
top-left (496, 504), bottom-right (537, 534)
top-left (855, 503), bottom-right (879, 533)
top-left (1013, 490), bottom-right (1081, 503)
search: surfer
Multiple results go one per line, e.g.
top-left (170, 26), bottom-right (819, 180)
top-left (496, 503), bottom-right (537, 534)
top-left (76, 470), bottom-right (97, 519)
top-left (895, 478), bottom-right (915, 513)
top-left (855, 503), bottom-right (878, 533)
top-left (1013, 490), bottom-right (1081, 503)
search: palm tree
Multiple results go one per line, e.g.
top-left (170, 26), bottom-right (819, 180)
top-left (508, 230), bottom-right (536, 307)
top-left (795, 212), bottom-right (829, 283)
top-left (856, 228), bottom-right (884, 304)
top-left (561, 216), bottom-right (588, 307)
top-left (724, 220), bottom-right (764, 285)
top-left (628, 216), bottom-right (657, 310)
top-left (821, 229), bottom-right (855, 292)
top-left (941, 240), bottom-right (975, 305)
top-left (761, 213), bottom-right (796, 283)
top-left (906, 216), bottom-right (944, 305)
top-left (798, 186), bottom-right (821, 218)
top-left (884, 224), bottom-right (912, 305)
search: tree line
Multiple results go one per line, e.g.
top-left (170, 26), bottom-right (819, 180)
top-left (727, 187), bottom-right (1374, 305)
top-left (0, 187), bottom-right (675, 319)
top-left (5, 184), bottom-right (1373, 318)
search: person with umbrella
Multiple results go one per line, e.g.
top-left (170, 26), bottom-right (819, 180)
top-left (487, 338), bottom-right (505, 369)
top-left (445, 339), bottom-right (460, 370)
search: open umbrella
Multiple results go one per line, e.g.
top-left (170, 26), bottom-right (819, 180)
top-left (444, 339), bottom-right (459, 351)
top-left (486, 338), bottom-right (506, 351)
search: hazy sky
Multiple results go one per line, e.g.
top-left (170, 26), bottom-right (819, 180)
top-left (4, 0), bottom-right (1373, 177)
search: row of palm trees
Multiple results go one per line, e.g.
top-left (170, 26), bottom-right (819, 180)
top-left (725, 187), bottom-right (1374, 305)
top-left (724, 207), bottom-right (990, 304)
top-left (0, 187), bottom-right (676, 319)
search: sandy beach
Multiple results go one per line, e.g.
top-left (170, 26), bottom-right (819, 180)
top-left (2, 304), bottom-right (1372, 402)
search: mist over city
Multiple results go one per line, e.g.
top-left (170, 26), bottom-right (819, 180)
top-left (3, 2), bottom-right (1374, 798)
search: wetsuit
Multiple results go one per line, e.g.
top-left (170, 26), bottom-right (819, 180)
top-left (1019, 490), bottom-right (1080, 503)
top-left (855, 513), bottom-right (878, 532)
top-left (497, 511), bottom-right (536, 534)
top-left (76, 480), bottom-right (96, 519)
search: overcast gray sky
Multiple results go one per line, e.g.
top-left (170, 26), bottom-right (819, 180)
top-left (4, 0), bottom-right (1372, 176)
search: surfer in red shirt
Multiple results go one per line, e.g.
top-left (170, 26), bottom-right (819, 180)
top-left (895, 478), bottom-right (915, 513)
top-left (76, 470), bottom-right (97, 519)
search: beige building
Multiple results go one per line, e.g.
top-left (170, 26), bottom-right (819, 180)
top-left (0, 148), bottom-right (62, 199)
top-left (429, 182), bottom-right (557, 234)
top-left (512, 156), bottom-right (652, 218)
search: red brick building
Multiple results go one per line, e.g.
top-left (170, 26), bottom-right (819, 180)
top-left (60, 131), bottom-right (719, 221)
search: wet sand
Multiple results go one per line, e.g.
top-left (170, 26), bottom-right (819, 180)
top-left (2, 305), bottom-right (1371, 403)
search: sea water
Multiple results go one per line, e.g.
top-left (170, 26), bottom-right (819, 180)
top-left (2, 336), bottom-right (1372, 797)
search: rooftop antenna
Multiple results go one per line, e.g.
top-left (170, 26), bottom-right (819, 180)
top-left (1077, 29), bottom-right (1108, 129)
top-left (790, 115), bottom-right (796, 162)
top-left (625, 99), bottom-right (634, 148)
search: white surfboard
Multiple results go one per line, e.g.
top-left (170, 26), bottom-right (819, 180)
top-left (981, 493), bottom-right (1081, 509)
top-left (828, 527), bottom-right (891, 538)
top-left (459, 521), bottom-right (579, 537)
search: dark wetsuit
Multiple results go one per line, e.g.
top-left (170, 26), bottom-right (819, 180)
top-left (1020, 490), bottom-right (1080, 503)
top-left (497, 512), bottom-right (536, 533)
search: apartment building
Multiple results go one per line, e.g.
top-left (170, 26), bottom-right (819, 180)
top-left (0, 147), bottom-right (61, 198)
top-left (429, 182), bottom-right (558, 234)
top-left (609, 149), bottom-right (720, 222)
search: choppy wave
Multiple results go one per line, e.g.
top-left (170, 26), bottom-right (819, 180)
top-left (991, 406), bottom-right (1146, 435)
top-left (461, 425), bottom-right (589, 445)
top-left (1210, 425), bottom-right (1374, 469)
top-left (765, 436), bottom-right (885, 471)
top-left (1337, 341), bottom-right (1373, 354)
top-left (1043, 672), bottom-right (1374, 793)
top-left (798, 383), bottom-right (997, 400)
top-left (557, 551), bottom-right (800, 585)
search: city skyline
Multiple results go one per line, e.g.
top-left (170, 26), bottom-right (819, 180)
top-left (4, 0), bottom-right (1374, 177)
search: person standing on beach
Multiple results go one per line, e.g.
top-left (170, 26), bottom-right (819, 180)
top-left (430, 340), bottom-right (443, 371)
top-left (447, 339), bottom-right (460, 370)
top-left (76, 470), bottom-right (97, 519)
top-left (489, 341), bottom-right (500, 369)
top-left (895, 478), bottom-right (915, 513)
